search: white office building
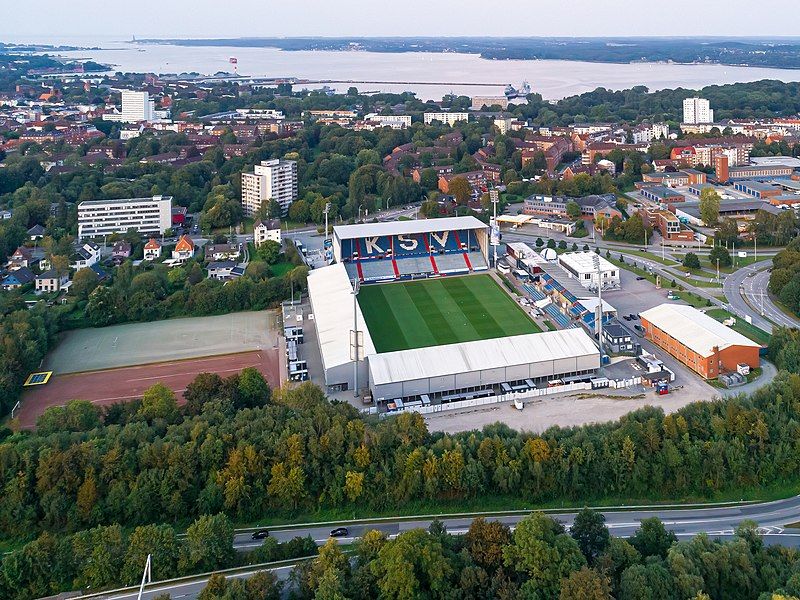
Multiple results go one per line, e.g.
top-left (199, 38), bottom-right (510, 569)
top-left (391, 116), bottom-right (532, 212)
top-left (423, 112), bottom-right (469, 126)
top-left (683, 98), bottom-right (714, 125)
top-left (557, 251), bottom-right (620, 291)
top-left (103, 90), bottom-right (156, 123)
top-left (78, 195), bottom-right (172, 238)
top-left (241, 159), bottom-right (298, 216)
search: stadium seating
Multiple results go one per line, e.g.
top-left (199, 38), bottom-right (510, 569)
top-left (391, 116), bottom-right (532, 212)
top-left (343, 229), bottom-right (488, 283)
top-left (522, 284), bottom-right (546, 301)
top-left (544, 304), bottom-right (576, 329)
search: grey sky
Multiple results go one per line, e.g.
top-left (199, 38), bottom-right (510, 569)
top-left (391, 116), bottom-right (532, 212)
top-left (2, 0), bottom-right (799, 40)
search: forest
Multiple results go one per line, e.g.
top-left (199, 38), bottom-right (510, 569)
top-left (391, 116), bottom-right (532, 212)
top-left (4, 353), bottom-right (800, 597)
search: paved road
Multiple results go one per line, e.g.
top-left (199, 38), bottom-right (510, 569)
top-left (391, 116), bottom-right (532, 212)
top-left (724, 260), bottom-right (800, 332)
top-left (91, 495), bottom-right (800, 600)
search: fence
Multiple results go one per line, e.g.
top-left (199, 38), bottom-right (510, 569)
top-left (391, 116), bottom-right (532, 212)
top-left (371, 378), bottom-right (643, 417)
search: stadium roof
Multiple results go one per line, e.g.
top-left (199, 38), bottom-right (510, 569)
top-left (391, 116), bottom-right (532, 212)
top-left (639, 303), bottom-right (761, 358)
top-left (368, 328), bottom-right (599, 386)
top-left (333, 216), bottom-right (486, 240)
top-left (307, 263), bottom-right (375, 371)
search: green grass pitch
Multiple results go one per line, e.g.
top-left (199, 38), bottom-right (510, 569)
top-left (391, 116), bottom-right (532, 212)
top-left (358, 274), bottom-right (542, 353)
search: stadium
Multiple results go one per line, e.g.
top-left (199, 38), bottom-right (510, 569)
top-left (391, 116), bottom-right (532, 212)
top-left (307, 216), bottom-right (600, 405)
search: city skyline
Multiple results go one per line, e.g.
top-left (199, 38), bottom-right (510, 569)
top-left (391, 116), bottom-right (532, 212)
top-left (2, 0), bottom-right (800, 40)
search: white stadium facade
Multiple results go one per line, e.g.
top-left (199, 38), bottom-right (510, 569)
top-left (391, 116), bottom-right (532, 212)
top-left (306, 217), bottom-right (601, 405)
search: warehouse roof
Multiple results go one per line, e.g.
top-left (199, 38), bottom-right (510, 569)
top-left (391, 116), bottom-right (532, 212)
top-left (333, 216), bottom-right (486, 240)
top-left (368, 328), bottom-right (599, 386)
top-left (307, 263), bottom-right (375, 370)
top-left (639, 303), bottom-right (761, 358)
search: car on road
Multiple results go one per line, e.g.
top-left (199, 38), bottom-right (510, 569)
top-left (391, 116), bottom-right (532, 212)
top-left (330, 527), bottom-right (349, 537)
top-left (623, 315), bottom-right (632, 321)
top-left (251, 529), bottom-right (270, 540)
top-left (629, 313), bottom-right (638, 320)
top-left (636, 276), bottom-right (646, 281)
top-left (634, 324), bottom-right (644, 333)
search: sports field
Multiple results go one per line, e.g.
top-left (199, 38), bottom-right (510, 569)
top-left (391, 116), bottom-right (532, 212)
top-left (358, 274), bottom-right (541, 353)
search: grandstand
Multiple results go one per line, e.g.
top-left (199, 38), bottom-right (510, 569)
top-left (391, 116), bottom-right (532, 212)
top-left (332, 216), bottom-right (489, 283)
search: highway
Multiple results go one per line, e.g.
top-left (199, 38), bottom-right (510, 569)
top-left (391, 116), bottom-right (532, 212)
top-left (84, 496), bottom-right (800, 600)
top-left (724, 260), bottom-right (800, 332)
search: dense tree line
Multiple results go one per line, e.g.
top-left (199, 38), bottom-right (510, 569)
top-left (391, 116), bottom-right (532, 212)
top-left (0, 510), bottom-right (316, 600)
top-left (3, 367), bottom-right (800, 545)
top-left (243, 511), bottom-right (800, 600)
top-left (768, 239), bottom-right (800, 317)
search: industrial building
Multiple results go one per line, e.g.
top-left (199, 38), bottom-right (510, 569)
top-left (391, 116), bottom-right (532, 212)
top-left (368, 328), bottom-right (599, 400)
top-left (640, 304), bottom-right (760, 379)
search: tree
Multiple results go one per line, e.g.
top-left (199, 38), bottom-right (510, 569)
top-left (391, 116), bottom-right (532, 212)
top-left (570, 508), bottom-right (610, 564)
top-left (683, 252), bottom-right (701, 269)
top-left (71, 268), bottom-right (99, 300)
top-left (618, 563), bottom-right (675, 600)
top-left (708, 245), bottom-right (732, 268)
top-left (122, 524), bottom-right (180, 584)
top-left (699, 187), bottom-right (721, 226)
top-left (629, 517), bottom-right (677, 559)
top-left (503, 512), bottom-right (586, 598)
top-left (536, 237), bottom-right (544, 248)
top-left (238, 367), bottom-right (271, 408)
top-left (717, 218), bottom-right (739, 246)
top-left (288, 199), bottom-right (311, 223)
top-left (547, 238), bottom-right (557, 249)
top-left (257, 240), bottom-right (282, 264)
top-left (465, 517), bottom-right (512, 571)
top-left (560, 567), bottom-right (613, 600)
top-left (566, 200), bottom-right (582, 220)
top-left (370, 529), bottom-right (452, 599)
top-left (448, 177), bottom-right (472, 205)
top-left (179, 514), bottom-right (235, 574)
top-left (138, 383), bottom-right (178, 421)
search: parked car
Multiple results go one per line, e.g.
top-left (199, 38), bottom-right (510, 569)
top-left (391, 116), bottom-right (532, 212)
top-left (628, 314), bottom-right (638, 320)
top-left (251, 529), bottom-right (270, 540)
top-left (636, 276), bottom-right (646, 281)
top-left (330, 527), bottom-right (349, 537)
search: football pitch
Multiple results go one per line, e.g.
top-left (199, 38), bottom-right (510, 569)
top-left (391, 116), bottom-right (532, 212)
top-left (358, 274), bottom-right (542, 353)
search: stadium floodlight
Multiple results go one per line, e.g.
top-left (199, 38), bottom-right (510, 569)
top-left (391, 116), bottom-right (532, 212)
top-left (324, 202), bottom-right (330, 248)
top-left (351, 277), bottom-right (362, 398)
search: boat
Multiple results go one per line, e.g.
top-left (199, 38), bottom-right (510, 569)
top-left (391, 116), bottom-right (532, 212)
top-left (505, 81), bottom-right (531, 100)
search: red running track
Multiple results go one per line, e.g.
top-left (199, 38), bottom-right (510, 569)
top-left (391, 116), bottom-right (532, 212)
top-left (16, 350), bottom-right (281, 429)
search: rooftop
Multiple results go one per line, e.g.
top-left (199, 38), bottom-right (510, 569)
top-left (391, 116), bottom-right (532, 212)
top-left (368, 328), bottom-right (599, 386)
top-left (558, 251), bottom-right (617, 275)
top-left (333, 216), bottom-right (486, 241)
top-left (640, 303), bottom-right (761, 357)
top-left (307, 263), bottom-right (376, 371)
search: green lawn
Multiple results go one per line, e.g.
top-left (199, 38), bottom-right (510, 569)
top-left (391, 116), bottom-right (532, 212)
top-left (705, 308), bottom-right (772, 346)
top-left (358, 274), bottom-right (541, 353)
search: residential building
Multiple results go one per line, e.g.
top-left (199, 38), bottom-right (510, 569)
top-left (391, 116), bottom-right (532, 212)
top-left (172, 235), bottom-right (195, 262)
top-left (9, 246), bottom-right (34, 270)
top-left (111, 240), bottom-right (131, 262)
top-left (206, 260), bottom-right (237, 280)
top-left (204, 243), bottom-right (241, 262)
top-left (143, 238), bottom-right (162, 260)
top-left (35, 269), bottom-right (69, 293)
top-left (632, 122), bottom-right (669, 144)
top-left (683, 97), bottom-right (714, 124)
top-left (1, 267), bottom-right (34, 290)
top-left (640, 304), bottom-right (760, 379)
top-left (728, 164), bottom-right (796, 180)
top-left (437, 171), bottom-right (487, 197)
top-left (557, 251), bottom-right (620, 290)
top-left (70, 241), bottom-right (101, 270)
top-left (254, 219), bottom-right (282, 246)
top-left (241, 159), bottom-right (298, 216)
top-left (361, 113), bottom-right (411, 129)
top-left (423, 112), bottom-right (469, 126)
top-left (78, 195), bottom-right (172, 238)
top-left (27, 224), bottom-right (45, 240)
top-left (103, 90), bottom-right (155, 123)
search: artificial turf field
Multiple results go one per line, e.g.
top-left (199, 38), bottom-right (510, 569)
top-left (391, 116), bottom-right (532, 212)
top-left (358, 274), bottom-right (542, 353)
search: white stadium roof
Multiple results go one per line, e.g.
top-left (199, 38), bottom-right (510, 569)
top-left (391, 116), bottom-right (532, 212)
top-left (333, 216), bottom-right (487, 240)
top-left (307, 263), bottom-right (375, 370)
top-left (368, 328), bottom-right (599, 386)
top-left (639, 303), bottom-right (760, 358)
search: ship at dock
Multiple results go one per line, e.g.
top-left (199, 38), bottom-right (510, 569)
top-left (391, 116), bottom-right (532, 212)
top-left (505, 81), bottom-right (531, 99)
